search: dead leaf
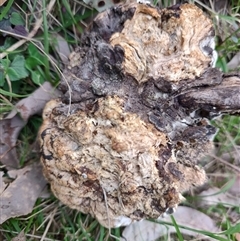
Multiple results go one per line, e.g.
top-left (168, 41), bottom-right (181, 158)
top-left (228, 174), bottom-right (240, 197)
top-left (227, 51), bottom-right (240, 71)
top-left (12, 25), bottom-right (28, 37)
top-left (235, 233), bottom-right (240, 241)
top-left (52, 34), bottom-right (71, 64)
top-left (0, 82), bottom-right (60, 169)
top-left (0, 163), bottom-right (47, 224)
top-left (8, 82), bottom-right (60, 122)
top-left (38, 185), bottom-right (51, 199)
top-left (0, 0), bottom-right (7, 7)
top-left (121, 206), bottom-right (221, 241)
top-left (212, 0), bottom-right (228, 12)
top-left (11, 230), bottom-right (26, 241)
top-left (198, 187), bottom-right (240, 207)
top-left (0, 171), bottom-right (7, 194)
top-left (0, 116), bottom-right (25, 169)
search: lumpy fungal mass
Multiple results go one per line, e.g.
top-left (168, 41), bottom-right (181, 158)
top-left (39, 3), bottom-right (240, 228)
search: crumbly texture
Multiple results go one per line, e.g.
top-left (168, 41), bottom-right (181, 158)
top-left (39, 3), bottom-right (229, 228)
top-left (110, 4), bottom-right (214, 83)
top-left (39, 96), bottom-right (206, 227)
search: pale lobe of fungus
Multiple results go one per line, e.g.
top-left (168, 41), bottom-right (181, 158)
top-left (110, 4), bottom-right (214, 83)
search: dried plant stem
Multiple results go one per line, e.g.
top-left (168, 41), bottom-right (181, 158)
top-left (40, 207), bottom-right (57, 241)
top-left (209, 154), bottom-right (240, 172)
top-left (0, 229), bottom-right (61, 241)
top-left (0, 0), bottom-right (56, 59)
top-left (5, 75), bottom-right (12, 101)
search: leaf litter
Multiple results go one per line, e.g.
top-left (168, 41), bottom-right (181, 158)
top-left (11, 230), bottom-right (26, 241)
top-left (197, 186), bottom-right (239, 207)
top-left (0, 170), bottom-right (7, 194)
top-left (0, 163), bottom-right (47, 224)
top-left (52, 34), bottom-right (71, 64)
top-left (0, 82), bottom-right (60, 169)
top-left (227, 51), bottom-right (240, 71)
top-left (121, 206), bottom-right (222, 241)
top-left (0, 82), bottom-right (59, 223)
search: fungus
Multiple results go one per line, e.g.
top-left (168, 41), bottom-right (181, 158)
top-left (39, 3), bottom-right (240, 228)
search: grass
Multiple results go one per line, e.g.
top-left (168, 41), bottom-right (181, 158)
top-left (1, 199), bottom-right (122, 240)
top-left (0, 0), bottom-right (240, 240)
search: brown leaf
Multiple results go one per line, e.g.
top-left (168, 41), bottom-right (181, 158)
top-left (11, 230), bottom-right (26, 241)
top-left (0, 116), bottom-right (25, 169)
top-left (53, 34), bottom-right (71, 64)
top-left (229, 174), bottom-right (240, 197)
top-left (0, 82), bottom-right (60, 169)
top-left (198, 187), bottom-right (239, 207)
top-left (235, 233), bottom-right (240, 241)
top-left (8, 82), bottom-right (60, 122)
top-left (121, 206), bottom-right (221, 241)
top-left (227, 51), bottom-right (240, 71)
top-left (0, 163), bottom-right (47, 224)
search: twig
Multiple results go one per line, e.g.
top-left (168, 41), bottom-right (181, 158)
top-left (0, 0), bottom-right (56, 59)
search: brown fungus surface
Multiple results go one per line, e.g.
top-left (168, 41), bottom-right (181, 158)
top-left (39, 3), bottom-right (240, 228)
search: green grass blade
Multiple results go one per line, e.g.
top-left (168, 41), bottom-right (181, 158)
top-left (0, 88), bottom-right (29, 97)
top-left (0, 0), bottom-right (14, 21)
top-left (99, 225), bottom-right (105, 241)
top-left (219, 223), bottom-right (240, 235)
top-left (42, 0), bottom-right (50, 80)
top-left (156, 219), bottom-right (230, 241)
top-left (170, 215), bottom-right (184, 241)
